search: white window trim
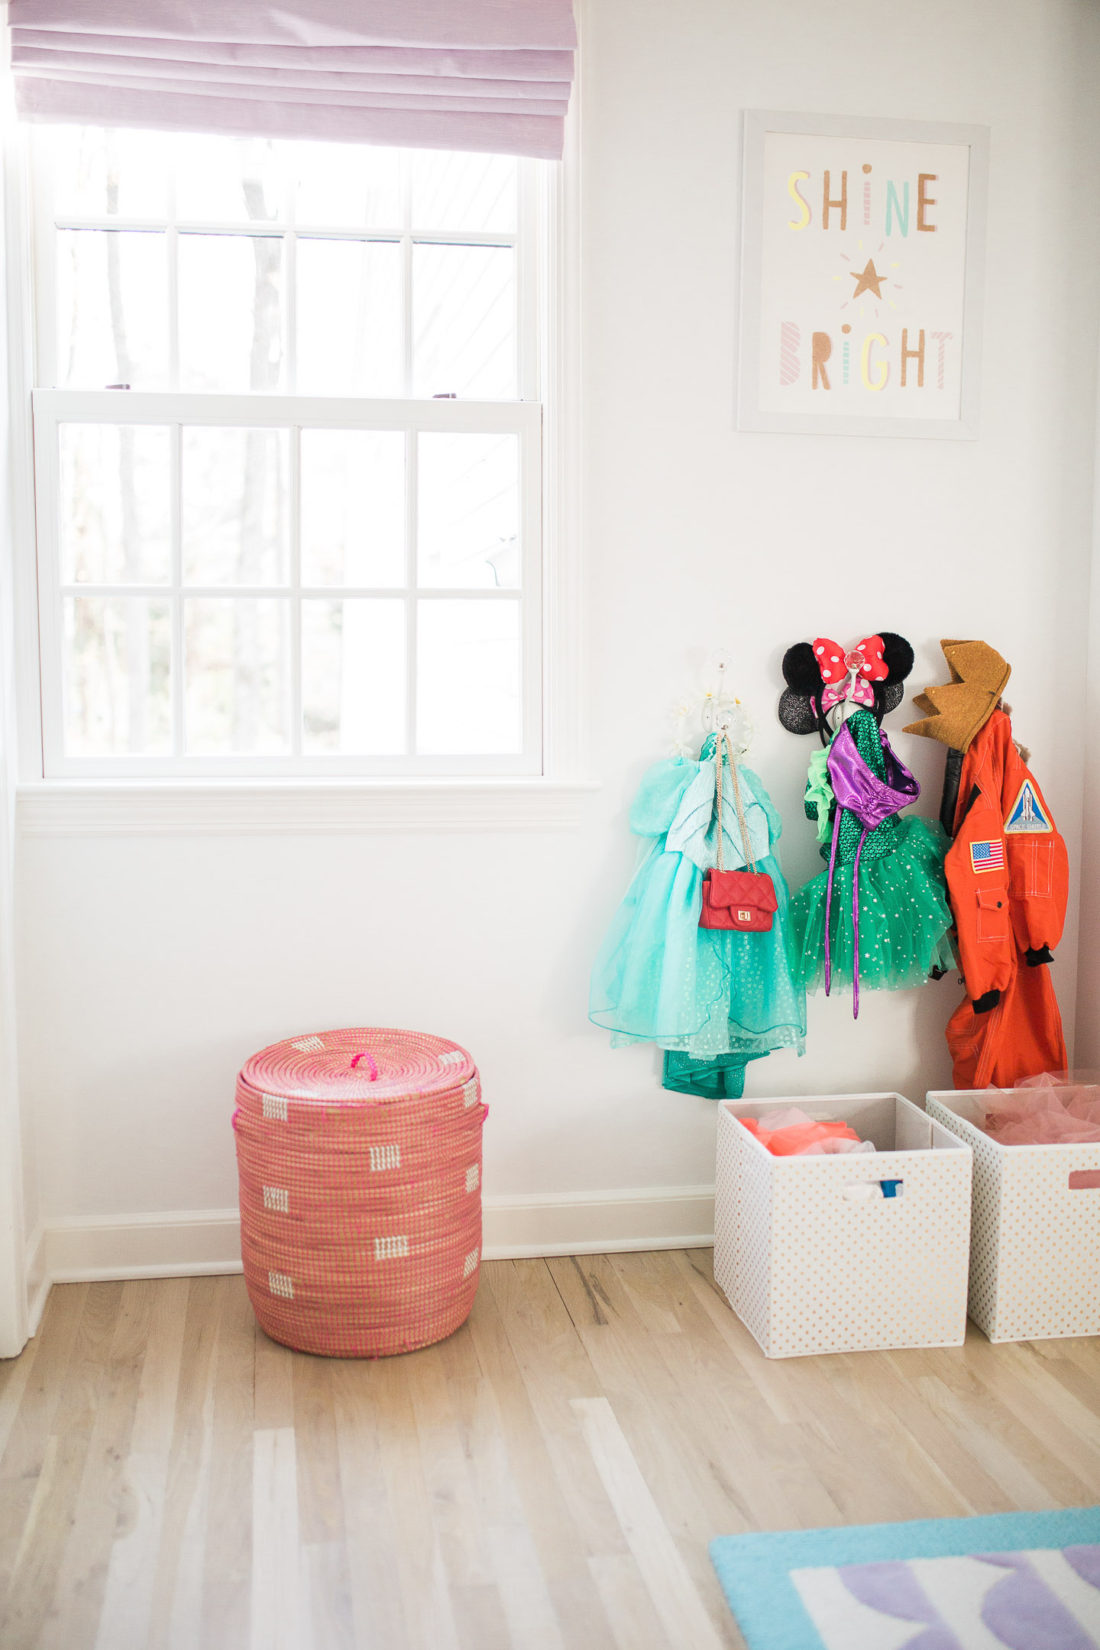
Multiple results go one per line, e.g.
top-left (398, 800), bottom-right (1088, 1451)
top-left (12, 99), bottom-right (589, 832)
top-left (16, 775), bottom-right (596, 836)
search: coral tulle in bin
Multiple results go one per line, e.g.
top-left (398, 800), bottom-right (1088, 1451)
top-left (234, 1027), bottom-right (487, 1358)
top-left (984, 1072), bottom-right (1100, 1145)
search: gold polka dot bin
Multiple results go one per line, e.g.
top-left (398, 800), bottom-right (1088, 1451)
top-left (927, 1091), bottom-right (1100, 1343)
top-left (714, 1094), bottom-right (972, 1358)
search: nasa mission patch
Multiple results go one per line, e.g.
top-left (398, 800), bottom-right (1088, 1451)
top-left (1004, 779), bottom-right (1053, 834)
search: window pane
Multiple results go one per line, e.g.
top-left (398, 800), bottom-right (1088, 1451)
top-left (48, 125), bottom-right (173, 219)
top-left (302, 599), bottom-right (405, 754)
top-left (417, 600), bottom-right (520, 754)
top-left (300, 430), bottom-right (404, 587)
top-left (59, 424), bottom-right (171, 584)
top-left (296, 239), bottom-right (403, 396)
top-left (173, 135), bottom-right (283, 223)
top-left (63, 597), bottom-right (171, 756)
top-left (184, 599), bottom-right (290, 753)
top-left (181, 428), bottom-right (290, 587)
top-left (57, 230), bottom-right (169, 388)
top-left (410, 152), bottom-right (516, 233)
top-left (418, 433), bottom-right (519, 589)
top-left (292, 141), bottom-right (402, 229)
top-left (178, 234), bottom-right (285, 392)
top-left (413, 244), bottom-right (515, 398)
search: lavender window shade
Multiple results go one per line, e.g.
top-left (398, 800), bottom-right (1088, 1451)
top-left (9, 1), bottom-right (576, 158)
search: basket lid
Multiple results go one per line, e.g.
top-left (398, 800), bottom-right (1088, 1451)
top-left (238, 1026), bottom-right (475, 1103)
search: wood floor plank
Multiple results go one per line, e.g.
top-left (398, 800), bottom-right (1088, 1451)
top-left (369, 1353), bottom-right (464, 1650)
top-left (251, 1426), bottom-right (309, 1650)
top-left (94, 1277), bottom-right (189, 1650)
top-left (962, 1337), bottom-right (1100, 1496)
top-left (573, 1395), bottom-right (734, 1650)
top-left (330, 1360), bottom-right (407, 1650)
top-left (292, 1348), bottom-right (357, 1648)
top-left (146, 1277), bottom-right (222, 1650)
top-left (404, 1322), bottom-right (495, 1591)
top-left (588, 1553), bottom-right (679, 1650)
top-left (449, 1581), bottom-right (513, 1650)
top-left (201, 1275), bottom-right (257, 1650)
top-left (2, 1285), bottom-right (125, 1649)
top-left (301, 1540), bottom-right (356, 1650)
top-left (0, 1284), bottom-right (87, 1611)
top-left (486, 1523), bottom-right (568, 1650)
top-left (253, 1319), bottom-right (295, 1433)
top-left (466, 1271), bottom-right (617, 1647)
top-left (37, 1282), bottom-right (155, 1650)
top-left (487, 1259), bottom-right (627, 1559)
top-left (0, 1329), bottom-right (39, 1466)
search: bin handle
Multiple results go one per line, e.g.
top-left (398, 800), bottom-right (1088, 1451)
top-left (350, 1051), bottom-right (379, 1080)
top-left (1069, 1171), bottom-right (1100, 1190)
top-left (843, 1179), bottom-right (904, 1201)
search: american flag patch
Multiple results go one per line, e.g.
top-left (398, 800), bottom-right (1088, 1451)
top-left (971, 839), bottom-right (1005, 873)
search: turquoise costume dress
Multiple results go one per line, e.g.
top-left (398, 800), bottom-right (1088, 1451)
top-left (590, 735), bottom-right (806, 1098)
top-left (789, 707), bottom-right (954, 997)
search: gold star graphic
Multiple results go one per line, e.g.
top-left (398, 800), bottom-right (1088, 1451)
top-left (851, 258), bottom-right (887, 299)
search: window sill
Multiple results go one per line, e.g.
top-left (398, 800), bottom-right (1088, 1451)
top-left (16, 778), bottom-right (599, 837)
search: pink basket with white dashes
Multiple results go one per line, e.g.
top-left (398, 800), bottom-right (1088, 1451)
top-left (234, 1027), bottom-right (486, 1357)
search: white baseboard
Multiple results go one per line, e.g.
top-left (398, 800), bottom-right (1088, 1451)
top-left (24, 1223), bottom-right (49, 1334)
top-left (34, 1187), bottom-right (716, 1289)
top-left (482, 1186), bottom-right (716, 1258)
top-left (42, 1209), bottom-right (245, 1284)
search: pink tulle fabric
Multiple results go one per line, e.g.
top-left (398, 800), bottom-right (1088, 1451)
top-left (737, 1107), bottom-right (874, 1157)
top-left (982, 1072), bottom-right (1100, 1145)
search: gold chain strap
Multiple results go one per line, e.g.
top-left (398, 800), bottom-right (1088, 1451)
top-left (714, 731), bottom-right (756, 874)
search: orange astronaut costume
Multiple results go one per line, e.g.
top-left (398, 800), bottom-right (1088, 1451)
top-left (905, 642), bottom-right (1068, 1089)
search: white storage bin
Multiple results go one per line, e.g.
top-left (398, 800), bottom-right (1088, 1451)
top-left (714, 1093), bottom-right (972, 1358)
top-left (927, 1090), bottom-right (1100, 1343)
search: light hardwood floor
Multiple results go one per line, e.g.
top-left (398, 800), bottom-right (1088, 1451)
top-left (2, 1252), bottom-right (1099, 1649)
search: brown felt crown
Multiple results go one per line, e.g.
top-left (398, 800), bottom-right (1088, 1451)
top-left (903, 639), bottom-right (1011, 752)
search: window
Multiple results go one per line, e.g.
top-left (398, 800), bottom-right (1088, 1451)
top-left (28, 128), bottom-right (549, 777)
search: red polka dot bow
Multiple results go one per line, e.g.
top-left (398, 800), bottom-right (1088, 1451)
top-left (813, 635), bottom-right (888, 711)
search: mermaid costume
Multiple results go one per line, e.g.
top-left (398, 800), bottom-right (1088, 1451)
top-left (789, 706), bottom-right (954, 1013)
top-left (590, 733), bottom-right (806, 1097)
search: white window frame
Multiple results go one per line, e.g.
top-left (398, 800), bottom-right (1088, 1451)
top-left (34, 390), bottom-right (543, 778)
top-left (22, 132), bottom-right (576, 788)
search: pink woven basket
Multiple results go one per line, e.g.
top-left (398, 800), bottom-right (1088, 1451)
top-left (234, 1026), bottom-right (486, 1358)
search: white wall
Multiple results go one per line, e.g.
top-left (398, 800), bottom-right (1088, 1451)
top-left (15, 0), bottom-right (1100, 1267)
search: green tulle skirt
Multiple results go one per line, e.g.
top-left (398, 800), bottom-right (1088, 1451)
top-left (790, 815), bottom-right (954, 994)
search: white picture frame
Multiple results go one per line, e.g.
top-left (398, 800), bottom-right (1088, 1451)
top-left (738, 110), bottom-right (989, 439)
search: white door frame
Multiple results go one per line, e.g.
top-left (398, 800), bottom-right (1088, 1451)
top-left (0, 62), bottom-right (32, 1359)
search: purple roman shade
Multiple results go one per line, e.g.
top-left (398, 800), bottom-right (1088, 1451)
top-left (8, 1), bottom-right (576, 158)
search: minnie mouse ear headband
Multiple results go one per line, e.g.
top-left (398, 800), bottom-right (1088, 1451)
top-left (778, 632), bottom-right (915, 737)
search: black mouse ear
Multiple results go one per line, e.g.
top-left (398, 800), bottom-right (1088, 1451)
top-left (878, 632), bottom-right (914, 685)
top-left (778, 687), bottom-right (821, 735)
top-left (782, 642), bottom-right (822, 694)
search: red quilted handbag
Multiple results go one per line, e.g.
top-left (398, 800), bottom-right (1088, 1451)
top-left (699, 867), bottom-right (778, 931)
top-left (698, 732), bottom-right (777, 932)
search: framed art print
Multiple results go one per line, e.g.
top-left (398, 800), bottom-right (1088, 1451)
top-left (738, 111), bottom-right (989, 438)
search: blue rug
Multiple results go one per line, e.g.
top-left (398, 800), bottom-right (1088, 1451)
top-left (710, 1506), bottom-right (1100, 1649)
